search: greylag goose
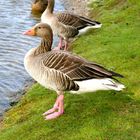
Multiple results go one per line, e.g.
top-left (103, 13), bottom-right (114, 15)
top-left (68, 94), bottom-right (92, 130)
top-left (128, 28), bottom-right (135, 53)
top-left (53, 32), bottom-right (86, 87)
top-left (23, 23), bottom-right (125, 120)
top-left (32, 0), bottom-right (48, 13)
top-left (41, 0), bottom-right (102, 50)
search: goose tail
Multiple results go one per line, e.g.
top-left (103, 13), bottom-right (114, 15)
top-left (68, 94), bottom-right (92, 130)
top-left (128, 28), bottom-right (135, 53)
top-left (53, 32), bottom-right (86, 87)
top-left (71, 78), bottom-right (125, 94)
top-left (100, 78), bottom-right (125, 91)
top-left (77, 17), bottom-right (102, 35)
top-left (79, 16), bottom-right (102, 28)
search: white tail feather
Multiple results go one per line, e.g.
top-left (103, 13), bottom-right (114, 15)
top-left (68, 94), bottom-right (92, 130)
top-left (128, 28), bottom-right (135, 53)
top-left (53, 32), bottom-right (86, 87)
top-left (78, 24), bottom-right (102, 35)
top-left (70, 78), bottom-right (125, 94)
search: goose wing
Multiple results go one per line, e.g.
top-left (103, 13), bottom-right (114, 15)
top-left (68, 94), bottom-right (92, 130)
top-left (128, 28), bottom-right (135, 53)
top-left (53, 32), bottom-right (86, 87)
top-left (42, 51), bottom-right (123, 81)
top-left (56, 12), bottom-right (101, 29)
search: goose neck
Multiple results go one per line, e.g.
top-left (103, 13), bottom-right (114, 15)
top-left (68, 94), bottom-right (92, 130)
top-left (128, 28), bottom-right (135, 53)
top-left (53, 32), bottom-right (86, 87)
top-left (46, 0), bottom-right (54, 14)
top-left (34, 37), bottom-right (53, 55)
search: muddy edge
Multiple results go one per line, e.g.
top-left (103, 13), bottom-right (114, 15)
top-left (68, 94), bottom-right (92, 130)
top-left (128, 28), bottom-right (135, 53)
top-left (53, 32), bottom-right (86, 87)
top-left (60, 0), bottom-right (90, 16)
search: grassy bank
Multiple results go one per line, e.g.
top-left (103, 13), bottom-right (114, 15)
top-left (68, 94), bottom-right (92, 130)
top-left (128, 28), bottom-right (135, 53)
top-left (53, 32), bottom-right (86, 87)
top-left (0, 0), bottom-right (140, 139)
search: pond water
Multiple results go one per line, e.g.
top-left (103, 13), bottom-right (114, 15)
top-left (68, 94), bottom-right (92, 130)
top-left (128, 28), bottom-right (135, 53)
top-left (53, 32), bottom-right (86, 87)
top-left (0, 0), bottom-right (64, 116)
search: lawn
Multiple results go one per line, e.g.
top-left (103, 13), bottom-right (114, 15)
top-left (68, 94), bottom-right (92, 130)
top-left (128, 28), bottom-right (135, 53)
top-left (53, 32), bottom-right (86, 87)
top-left (0, 0), bottom-right (140, 140)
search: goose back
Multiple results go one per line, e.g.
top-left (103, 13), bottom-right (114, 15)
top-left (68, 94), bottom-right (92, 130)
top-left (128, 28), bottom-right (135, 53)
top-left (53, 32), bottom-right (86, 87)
top-left (42, 51), bottom-right (123, 81)
top-left (56, 12), bottom-right (101, 29)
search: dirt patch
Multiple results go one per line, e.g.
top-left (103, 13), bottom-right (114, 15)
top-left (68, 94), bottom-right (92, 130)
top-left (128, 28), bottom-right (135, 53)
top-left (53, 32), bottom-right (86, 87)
top-left (0, 116), bottom-right (3, 127)
top-left (60, 0), bottom-right (90, 16)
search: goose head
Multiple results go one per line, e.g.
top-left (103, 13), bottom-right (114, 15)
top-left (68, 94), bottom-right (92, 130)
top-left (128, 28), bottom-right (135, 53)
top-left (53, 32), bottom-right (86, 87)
top-left (23, 23), bottom-right (53, 39)
top-left (23, 23), bottom-right (53, 52)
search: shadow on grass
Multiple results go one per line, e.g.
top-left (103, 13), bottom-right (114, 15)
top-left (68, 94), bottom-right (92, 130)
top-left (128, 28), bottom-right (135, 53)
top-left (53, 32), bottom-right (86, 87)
top-left (41, 90), bottom-right (140, 139)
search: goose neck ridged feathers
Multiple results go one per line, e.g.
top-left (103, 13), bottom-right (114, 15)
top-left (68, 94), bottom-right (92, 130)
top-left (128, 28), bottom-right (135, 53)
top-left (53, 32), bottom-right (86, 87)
top-left (34, 37), bottom-right (52, 55)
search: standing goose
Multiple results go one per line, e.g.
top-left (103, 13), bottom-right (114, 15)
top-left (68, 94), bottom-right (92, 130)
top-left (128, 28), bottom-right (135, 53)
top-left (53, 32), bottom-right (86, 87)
top-left (41, 0), bottom-right (102, 50)
top-left (23, 23), bottom-right (125, 120)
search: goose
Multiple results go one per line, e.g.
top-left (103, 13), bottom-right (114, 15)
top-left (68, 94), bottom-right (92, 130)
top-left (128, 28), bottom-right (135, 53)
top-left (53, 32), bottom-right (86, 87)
top-left (23, 23), bottom-right (125, 120)
top-left (32, 0), bottom-right (48, 13)
top-left (41, 0), bottom-right (102, 50)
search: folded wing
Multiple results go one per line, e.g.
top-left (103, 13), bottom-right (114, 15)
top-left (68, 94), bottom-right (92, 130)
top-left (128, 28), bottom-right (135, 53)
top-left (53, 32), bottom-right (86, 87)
top-left (42, 51), bottom-right (123, 81)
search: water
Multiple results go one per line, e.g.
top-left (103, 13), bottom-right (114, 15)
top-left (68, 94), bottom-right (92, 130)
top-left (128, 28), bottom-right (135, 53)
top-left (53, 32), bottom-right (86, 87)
top-left (0, 0), bottom-right (64, 116)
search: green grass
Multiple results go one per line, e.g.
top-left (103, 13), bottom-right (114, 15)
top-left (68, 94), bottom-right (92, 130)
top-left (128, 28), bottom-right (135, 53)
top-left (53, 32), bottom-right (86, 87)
top-left (0, 0), bottom-right (140, 139)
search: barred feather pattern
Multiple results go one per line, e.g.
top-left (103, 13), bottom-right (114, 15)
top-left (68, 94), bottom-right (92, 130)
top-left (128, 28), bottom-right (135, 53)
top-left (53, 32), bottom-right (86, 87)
top-left (56, 12), bottom-right (101, 29)
top-left (42, 51), bottom-right (123, 81)
top-left (34, 38), bottom-right (52, 55)
top-left (42, 68), bottom-right (79, 91)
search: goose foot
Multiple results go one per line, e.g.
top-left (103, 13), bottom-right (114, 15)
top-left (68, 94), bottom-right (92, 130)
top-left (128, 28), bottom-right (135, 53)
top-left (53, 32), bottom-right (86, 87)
top-left (43, 95), bottom-right (64, 120)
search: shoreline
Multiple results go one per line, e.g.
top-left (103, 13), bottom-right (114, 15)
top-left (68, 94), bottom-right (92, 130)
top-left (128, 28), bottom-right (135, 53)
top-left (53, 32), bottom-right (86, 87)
top-left (60, 0), bottom-right (90, 16)
top-left (0, 79), bottom-right (35, 123)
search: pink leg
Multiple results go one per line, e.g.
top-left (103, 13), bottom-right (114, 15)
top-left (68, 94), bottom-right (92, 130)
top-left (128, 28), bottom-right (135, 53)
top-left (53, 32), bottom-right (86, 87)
top-left (43, 95), bottom-right (64, 120)
top-left (64, 40), bottom-right (68, 51)
top-left (43, 96), bottom-right (60, 116)
top-left (53, 37), bottom-right (63, 50)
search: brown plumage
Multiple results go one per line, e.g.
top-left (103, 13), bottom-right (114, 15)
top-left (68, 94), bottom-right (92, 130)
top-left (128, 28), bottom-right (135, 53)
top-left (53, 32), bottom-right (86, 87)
top-left (43, 51), bottom-right (123, 81)
top-left (56, 12), bottom-right (101, 29)
top-left (24, 22), bottom-right (124, 92)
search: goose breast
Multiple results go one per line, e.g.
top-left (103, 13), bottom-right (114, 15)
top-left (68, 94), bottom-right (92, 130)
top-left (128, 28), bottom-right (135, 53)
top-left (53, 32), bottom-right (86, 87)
top-left (24, 50), bottom-right (78, 91)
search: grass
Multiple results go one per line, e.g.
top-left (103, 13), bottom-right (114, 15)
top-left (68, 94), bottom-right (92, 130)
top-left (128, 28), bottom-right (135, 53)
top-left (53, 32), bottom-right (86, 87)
top-left (0, 0), bottom-right (140, 139)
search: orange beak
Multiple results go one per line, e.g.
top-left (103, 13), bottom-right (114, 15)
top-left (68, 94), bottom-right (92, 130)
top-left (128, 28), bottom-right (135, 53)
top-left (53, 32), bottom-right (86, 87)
top-left (23, 28), bottom-right (35, 36)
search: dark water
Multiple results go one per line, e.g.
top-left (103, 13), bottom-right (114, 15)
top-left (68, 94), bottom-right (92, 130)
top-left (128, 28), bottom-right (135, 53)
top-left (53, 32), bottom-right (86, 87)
top-left (0, 0), bottom-right (64, 116)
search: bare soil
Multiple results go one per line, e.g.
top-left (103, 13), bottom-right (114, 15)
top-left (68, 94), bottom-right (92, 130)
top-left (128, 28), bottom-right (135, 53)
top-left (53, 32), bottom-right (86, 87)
top-left (60, 0), bottom-right (90, 16)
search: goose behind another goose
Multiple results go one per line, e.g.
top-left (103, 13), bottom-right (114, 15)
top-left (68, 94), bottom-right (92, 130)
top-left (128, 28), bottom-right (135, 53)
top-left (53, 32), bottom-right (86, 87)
top-left (41, 0), bottom-right (102, 50)
top-left (32, 0), bottom-right (48, 13)
top-left (23, 23), bottom-right (125, 120)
